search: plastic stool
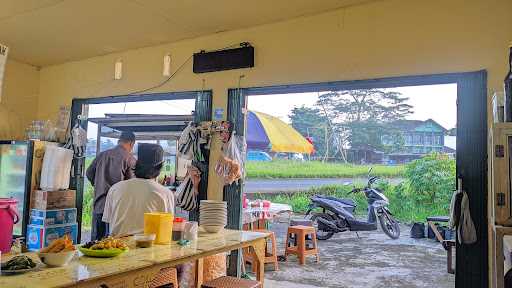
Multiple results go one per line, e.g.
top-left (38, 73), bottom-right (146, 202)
top-left (201, 276), bottom-right (261, 288)
top-left (288, 220), bottom-right (313, 247)
top-left (244, 229), bottom-right (279, 271)
top-left (285, 225), bottom-right (319, 265)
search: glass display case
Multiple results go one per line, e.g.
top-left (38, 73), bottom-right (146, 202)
top-left (0, 141), bottom-right (34, 237)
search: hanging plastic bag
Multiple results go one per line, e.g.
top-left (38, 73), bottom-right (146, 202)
top-left (40, 145), bottom-right (74, 190)
top-left (215, 133), bottom-right (245, 185)
top-left (63, 121), bottom-right (87, 158)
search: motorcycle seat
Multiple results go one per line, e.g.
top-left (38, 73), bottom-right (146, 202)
top-left (313, 195), bottom-right (356, 207)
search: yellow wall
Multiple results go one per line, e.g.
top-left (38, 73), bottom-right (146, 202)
top-left (34, 0), bottom-right (511, 197)
top-left (0, 59), bottom-right (39, 140)
top-left (37, 0), bottom-right (512, 118)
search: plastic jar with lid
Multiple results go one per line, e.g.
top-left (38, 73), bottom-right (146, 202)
top-left (172, 217), bottom-right (186, 241)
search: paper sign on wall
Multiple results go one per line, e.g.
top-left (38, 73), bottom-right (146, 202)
top-left (0, 43), bottom-right (8, 103)
top-left (214, 108), bottom-right (224, 121)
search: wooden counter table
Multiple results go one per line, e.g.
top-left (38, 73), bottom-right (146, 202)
top-left (0, 229), bottom-right (268, 288)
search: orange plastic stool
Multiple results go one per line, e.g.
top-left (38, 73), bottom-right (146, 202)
top-left (285, 225), bottom-right (319, 265)
top-left (243, 229), bottom-right (279, 272)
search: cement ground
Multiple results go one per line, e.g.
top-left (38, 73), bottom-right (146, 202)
top-left (257, 222), bottom-right (455, 288)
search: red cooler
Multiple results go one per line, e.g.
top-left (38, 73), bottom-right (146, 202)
top-left (0, 198), bottom-right (19, 253)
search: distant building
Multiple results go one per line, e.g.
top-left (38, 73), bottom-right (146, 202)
top-left (384, 119), bottom-right (454, 164)
top-left (348, 119), bottom-right (456, 164)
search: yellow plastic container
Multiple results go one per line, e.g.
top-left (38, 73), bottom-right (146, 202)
top-left (144, 212), bottom-right (173, 244)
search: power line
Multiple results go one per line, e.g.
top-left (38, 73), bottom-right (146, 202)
top-left (126, 54), bottom-right (194, 96)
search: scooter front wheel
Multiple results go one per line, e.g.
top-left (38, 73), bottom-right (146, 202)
top-left (311, 213), bottom-right (335, 240)
top-left (378, 212), bottom-right (400, 239)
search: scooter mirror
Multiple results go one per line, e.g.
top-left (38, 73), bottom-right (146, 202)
top-left (368, 167), bottom-right (373, 175)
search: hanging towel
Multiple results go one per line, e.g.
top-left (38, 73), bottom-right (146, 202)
top-left (449, 189), bottom-right (462, 230)
top-left (457, 190), bottom-right (477, 245)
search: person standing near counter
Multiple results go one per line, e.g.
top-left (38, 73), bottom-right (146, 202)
top-left (86, 131), bottom-right (136, 240)
top-left (102, 143), bottom-right (175, 236)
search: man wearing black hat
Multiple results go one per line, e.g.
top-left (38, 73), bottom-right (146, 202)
top-left (86, 131), bottom-right (136, 240)
top-left (102, 143), bottom-right (175, 236)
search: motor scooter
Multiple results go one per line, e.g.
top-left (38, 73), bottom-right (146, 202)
top-left (305, 168), bottom-right (400, 240)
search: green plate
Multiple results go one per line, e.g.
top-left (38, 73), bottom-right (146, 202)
top-left (78, 246), bottom-right (128, 258)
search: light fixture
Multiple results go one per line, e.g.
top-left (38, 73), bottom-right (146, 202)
top-left (114, 59), bottom-right (123, 80)
top-left (163, 54), bottom-right (171, 76)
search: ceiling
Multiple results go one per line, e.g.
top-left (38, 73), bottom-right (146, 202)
top-left (0, 0), bottom-right (372, 66)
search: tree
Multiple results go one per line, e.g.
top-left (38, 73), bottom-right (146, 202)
top-left (318, 89), bottom-right (413, 123)
top-left (317, 89), bottom-right (413, 151)
top-left (289, 106), bottom-right (328, 157)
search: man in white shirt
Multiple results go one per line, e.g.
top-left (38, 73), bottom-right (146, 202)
top-left (103, 143), bottom-right (175, 236)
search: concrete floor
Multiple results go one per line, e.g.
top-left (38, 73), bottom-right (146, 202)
top-left (259, 222), bottom-right (455, 288)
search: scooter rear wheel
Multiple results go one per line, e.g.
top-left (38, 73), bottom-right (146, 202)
top-left (311, 213), bottom-right (335, 240)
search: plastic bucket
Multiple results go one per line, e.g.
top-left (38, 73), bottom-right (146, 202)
top-left (144, 212), bottom-right (173, 244)
top-left (0, 198), bottom-right (19, 253)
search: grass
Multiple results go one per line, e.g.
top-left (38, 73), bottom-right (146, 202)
top-left (246, 160), bottom-right (404, 179)
top-left (82, 183), bottom-right (93, 229)
top-left (256, 182), bottom-right (450, 224)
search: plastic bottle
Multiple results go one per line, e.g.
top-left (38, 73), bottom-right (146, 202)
top-left (172, 217), bottom-right (186, 241)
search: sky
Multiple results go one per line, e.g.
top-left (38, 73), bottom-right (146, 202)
top-left (86, 83), bottom-right (457, 139)
top-left (248, 83), bottom-right (457, 130)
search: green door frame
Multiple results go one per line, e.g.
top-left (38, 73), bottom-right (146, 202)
top-left (228, 71), bottom-right (488, 287)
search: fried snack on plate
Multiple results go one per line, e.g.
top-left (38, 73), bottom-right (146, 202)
top-left (41, 235), bottom-right (75, 253)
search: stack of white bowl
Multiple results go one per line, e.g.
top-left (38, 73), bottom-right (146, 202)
top-left (199, 200), bottom-right (227, 233)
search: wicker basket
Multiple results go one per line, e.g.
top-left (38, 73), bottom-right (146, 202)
top-left (201, 276), bottom-right (261, 288)
top-left (150, 266), bottom-right (179, 288)
top-left (203, 253), bottom-right (227, 282)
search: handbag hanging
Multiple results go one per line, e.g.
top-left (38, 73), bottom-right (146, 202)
top-left (176, 176), bottom-right (196, 211)
top-left (176, 165), bottom-right (201, 211)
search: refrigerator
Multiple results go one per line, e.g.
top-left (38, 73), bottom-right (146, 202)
top-left (0, 140), bottom-right (48, 238)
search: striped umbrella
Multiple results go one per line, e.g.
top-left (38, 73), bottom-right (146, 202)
top-left (247, 111), bottom-right (314, 154)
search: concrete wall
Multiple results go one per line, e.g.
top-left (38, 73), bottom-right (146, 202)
top-left (0, 59), bottom-right (39, 139)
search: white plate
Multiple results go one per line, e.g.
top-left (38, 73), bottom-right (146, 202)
top-left (200, 221), bottom-right (227, 225)
top-left (200, 218), bottom-right (227, 221)
top-left (200, 200), bottom-right (227, 204)
top-left (201, 225), bottom-right (225, 233)
top-left (0, 264), bottom-right (41, 275)
top-left (200, 217), bottom-right (227, 221)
